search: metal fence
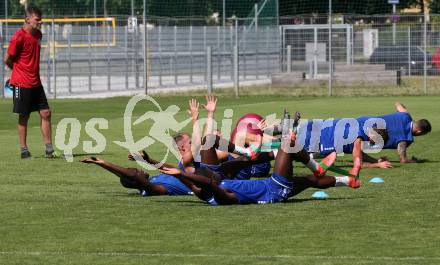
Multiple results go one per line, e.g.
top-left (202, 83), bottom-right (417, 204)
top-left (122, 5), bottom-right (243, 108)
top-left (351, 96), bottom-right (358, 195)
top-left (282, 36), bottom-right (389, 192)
top-left (0, 17), bottom-right (281, 97)
top-left (1, 15), bottom-right (440, 98)
top-left (278, 14), bottom-right (440, 95)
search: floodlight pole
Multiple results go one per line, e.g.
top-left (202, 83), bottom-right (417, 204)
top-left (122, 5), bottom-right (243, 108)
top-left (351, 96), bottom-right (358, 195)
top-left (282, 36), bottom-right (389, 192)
top-left (255, 4), bottom-right (258, 32)
top-left (4, 0), bottom-right (8, 39)
top-left (423, 12), bottom-right (427, 94)
top-left (328, 0), bottom-right (332, 96)
top-left (93, 0), bottom-right (96, 18)
top-left (0, 20), bottom-right (3, 99)
top-left (143, 0), bottom-right (148, 94)
top-left (51, 0), bottom-right (56, 99)
top-left (104, 0), bottom-right (107, 17)
top-left (222, 0), bottom-right (226, 27)
top-left (392, 4), bottom-right (396, 45)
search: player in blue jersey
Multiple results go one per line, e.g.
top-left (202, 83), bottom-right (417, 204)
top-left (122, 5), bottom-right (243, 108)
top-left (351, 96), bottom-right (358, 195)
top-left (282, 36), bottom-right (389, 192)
top-left (308, 102), bottom-right (430, 167)
top-left (80, 157), bottom-right (198, 197)
top-left (160, 131), bottom-right (361, 205)
top-left (379, 102), bottom-right (431, 164)
top-left (252, 115), bottom-right (389, 176)
top-left (317, 102), bottom-right (431, 167)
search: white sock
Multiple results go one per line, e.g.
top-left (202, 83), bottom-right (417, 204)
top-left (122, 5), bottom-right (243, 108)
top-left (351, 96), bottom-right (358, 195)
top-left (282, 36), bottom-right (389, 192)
top-left (334, 176), bottom-right (350, 187)
top-left (233, 146), bottom-right (251, 157)
top-left (306, 158), bottom-right (319, 172)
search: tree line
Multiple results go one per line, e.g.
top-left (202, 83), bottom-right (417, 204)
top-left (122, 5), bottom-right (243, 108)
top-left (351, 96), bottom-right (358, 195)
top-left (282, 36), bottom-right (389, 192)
top-left (1, 0), bottom-right (439, 18)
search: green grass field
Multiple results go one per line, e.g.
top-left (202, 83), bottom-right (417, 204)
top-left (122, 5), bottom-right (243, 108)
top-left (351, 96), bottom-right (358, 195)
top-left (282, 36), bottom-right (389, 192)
top-left (0, 95), bottom-right (439, 265)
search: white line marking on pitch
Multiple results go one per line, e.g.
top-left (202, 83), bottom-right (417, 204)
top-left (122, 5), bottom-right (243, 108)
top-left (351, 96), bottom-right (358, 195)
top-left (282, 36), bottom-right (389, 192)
top-left (0, 251), bottom-right (439, 261)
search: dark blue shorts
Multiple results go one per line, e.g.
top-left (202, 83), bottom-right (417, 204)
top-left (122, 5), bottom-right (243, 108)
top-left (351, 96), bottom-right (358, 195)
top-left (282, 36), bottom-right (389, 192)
top-left (200, 163), bottom-right (227, 180)
top-left (226, 155), bottom-right (271, 180)
top-left (218, 173), bottom-right (293, 204)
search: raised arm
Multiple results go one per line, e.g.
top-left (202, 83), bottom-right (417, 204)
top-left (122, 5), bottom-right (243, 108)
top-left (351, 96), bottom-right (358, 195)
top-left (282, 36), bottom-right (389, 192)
top-left (187, 98), bottom-right (202, 163)
top-left (395, 102), bottom-right (409, 113)
top-left (202, 95), bottom-right (218, 137)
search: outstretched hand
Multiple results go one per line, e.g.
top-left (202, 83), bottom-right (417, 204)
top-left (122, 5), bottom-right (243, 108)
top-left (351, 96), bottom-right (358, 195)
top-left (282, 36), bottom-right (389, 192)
top-left (160, 167), bottom-right (182, 176)
top-left (128, 150), bottom-right (150, 162)
top-left (202, 95), bottom-right (217, 113)
top-left (80, 157), bottom-right (103, 164)
top-left (377, 160), bottom-right (393, 169)
top-left (187, 98), bottom-right (200, 121)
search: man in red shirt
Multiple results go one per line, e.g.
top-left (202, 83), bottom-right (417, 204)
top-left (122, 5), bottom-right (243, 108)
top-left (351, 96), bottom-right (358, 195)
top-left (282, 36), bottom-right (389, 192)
top-left (4, 6), bottom-right (54, 159)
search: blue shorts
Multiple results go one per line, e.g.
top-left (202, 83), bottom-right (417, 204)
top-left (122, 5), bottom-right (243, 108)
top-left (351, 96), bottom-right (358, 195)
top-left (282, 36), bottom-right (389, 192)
top-left (200, 163), bottom-right (227, 180)
top-left (227, 155), bottom-right (271, 180)
top-left (218, 173), bottom-right (293, 204)
top-left (235, 162), bottom-right (271, 180)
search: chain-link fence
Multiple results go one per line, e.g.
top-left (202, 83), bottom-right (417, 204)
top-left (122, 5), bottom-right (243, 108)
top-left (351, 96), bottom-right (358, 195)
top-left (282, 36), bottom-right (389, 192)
top-left (277, 14), bottom-right (440, 96)
top-left (1, 13), bottom-right (440, 97)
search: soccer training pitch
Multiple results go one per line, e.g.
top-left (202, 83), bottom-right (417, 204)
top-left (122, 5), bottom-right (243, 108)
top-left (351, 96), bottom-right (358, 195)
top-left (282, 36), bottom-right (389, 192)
top-left (0, 95), bottom-right (439, 264)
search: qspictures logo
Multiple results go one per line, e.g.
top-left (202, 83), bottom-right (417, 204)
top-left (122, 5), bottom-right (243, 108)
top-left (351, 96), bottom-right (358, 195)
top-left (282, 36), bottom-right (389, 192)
top-left (54, 95), bottom-right (387, 169)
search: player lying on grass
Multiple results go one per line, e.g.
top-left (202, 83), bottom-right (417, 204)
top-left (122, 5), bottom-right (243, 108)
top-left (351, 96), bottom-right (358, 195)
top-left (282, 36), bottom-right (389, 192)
top-left (262, 101), bottom-right (430, 168)
top-left (308, 101), bottom-right (431, 167)
top-left (80, 105), bottom-right (359, 200)
top-left (80, 135), bottom-right (359, 203)
top-left (81, 156), bottom-right (197, 197)
top-left (230, 110), bottom-right (383, 177)
top-left (80, 112), bottom-right (336, 198)
top-left (250, 111), bottom-right (390, 172)
top-left (159, 131), bottom-right (361, 205)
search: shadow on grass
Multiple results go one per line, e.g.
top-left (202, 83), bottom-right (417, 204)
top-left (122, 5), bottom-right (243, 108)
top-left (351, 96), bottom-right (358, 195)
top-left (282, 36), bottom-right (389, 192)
top-left (100, 192), bottom-right (205, 204)
top-left (284, 196), bottom-right (366, 204)
top-left (32, 153), bottom-right (113, 159)
top-left (72, 153), bottom-right (113, 157)
top-left (97, 191), bottom-right (372, 206)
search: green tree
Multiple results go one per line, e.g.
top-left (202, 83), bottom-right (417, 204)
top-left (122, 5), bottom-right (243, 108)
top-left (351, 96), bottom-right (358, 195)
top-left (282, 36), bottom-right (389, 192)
top-left (430, 0), bottom-right (440, 13)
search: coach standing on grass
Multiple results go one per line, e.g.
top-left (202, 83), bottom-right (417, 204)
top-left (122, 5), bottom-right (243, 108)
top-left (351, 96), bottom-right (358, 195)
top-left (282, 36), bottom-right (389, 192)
top-left (4, 5), bottom-right (54, 159)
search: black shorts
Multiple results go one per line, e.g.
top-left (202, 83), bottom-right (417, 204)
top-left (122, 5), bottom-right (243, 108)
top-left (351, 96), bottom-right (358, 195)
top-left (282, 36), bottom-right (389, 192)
top-left (12, 85), bottom-right (50, 115)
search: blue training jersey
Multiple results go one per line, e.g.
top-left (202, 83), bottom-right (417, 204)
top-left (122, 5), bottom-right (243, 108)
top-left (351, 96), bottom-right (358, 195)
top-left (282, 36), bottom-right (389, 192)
top-left (302, 119), bottom-right (322, 153)
top-left (377, 112), bottom-right (413, 149)
top-left (318, 118), bottom-right (369, 155)
top-left (141, 173), bottom-right (193, 196)
top-left (303, 113), bottom-right (412, 154)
